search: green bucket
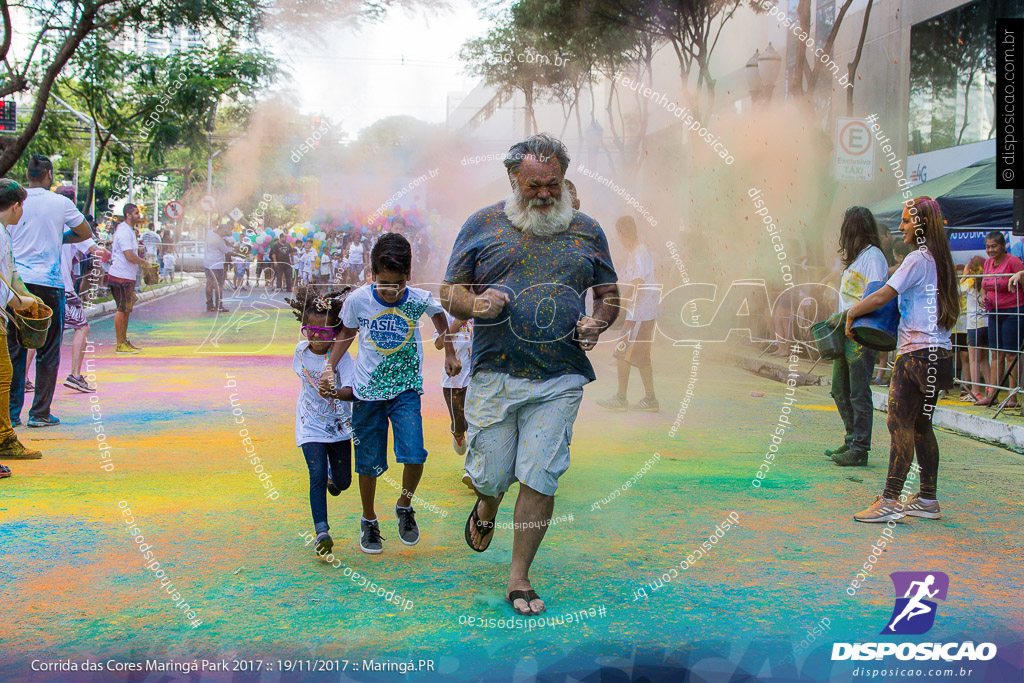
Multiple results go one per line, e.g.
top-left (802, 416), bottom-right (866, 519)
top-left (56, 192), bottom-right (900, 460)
top-left (812, 318), bottom-right (845, 360)
top-left (15, 302), bottom-right (52, 350)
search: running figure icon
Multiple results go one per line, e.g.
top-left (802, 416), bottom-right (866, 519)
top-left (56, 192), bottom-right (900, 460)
top-left (887, 574), bottom-right (939, 631)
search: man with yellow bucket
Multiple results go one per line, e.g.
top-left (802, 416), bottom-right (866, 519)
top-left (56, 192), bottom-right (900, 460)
top-left (0, 178), bottom-right (52, 472)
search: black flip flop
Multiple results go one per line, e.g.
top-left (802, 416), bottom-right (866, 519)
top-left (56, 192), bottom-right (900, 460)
top-left (464, 499), bottom-right (496, 553)
top-left (506, 589), bottom-right (545, 615)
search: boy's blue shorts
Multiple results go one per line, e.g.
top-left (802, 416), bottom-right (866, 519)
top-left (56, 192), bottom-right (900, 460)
top-left (351, 389), bottom-right (428, 477)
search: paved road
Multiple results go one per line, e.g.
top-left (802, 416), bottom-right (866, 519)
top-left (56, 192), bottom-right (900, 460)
top-left (1, 284), bottom-right (1021, 682)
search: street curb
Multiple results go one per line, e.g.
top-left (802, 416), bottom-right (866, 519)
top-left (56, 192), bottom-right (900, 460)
top-left (730, 350), bottom-right (1024, 454)
top-left (83, 276), bottom-right (201, 316)
top-left (870, 389), bottom-right (1024, 454)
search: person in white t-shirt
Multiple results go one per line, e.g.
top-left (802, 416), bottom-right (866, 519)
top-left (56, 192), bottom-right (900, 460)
top-left (203, 223), bottom-right (234, 312)
top-left (286, 284), bottom-right (356, 556)
top-left (846, 197), bottom-right (959, 523)
top-left (161, 251), bottom-right (176, 283)
top-left (347, 237), bottom-right (364, 283)
top-left (108, 204), bottom-right (147, 354)
top-left (826, 207), bottom-right (889, 467)
top-left (60, 234), bottom-right (106, 392)
top-left (319, 251), bottom-right (332, 283)
top-left (7, 155), bottom-right (93, 427)
top-left (597, 216), bottom-right (660, 412)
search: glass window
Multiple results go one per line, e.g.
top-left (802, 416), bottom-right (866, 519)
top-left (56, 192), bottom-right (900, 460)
top-left (909, 0), bottom-right (1024, 154)
top-left (816, 0), bottom-right (836, 45)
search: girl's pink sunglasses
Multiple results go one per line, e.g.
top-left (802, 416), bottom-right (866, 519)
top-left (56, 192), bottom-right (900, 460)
top-left (301, 325), bottom-right (338, 341)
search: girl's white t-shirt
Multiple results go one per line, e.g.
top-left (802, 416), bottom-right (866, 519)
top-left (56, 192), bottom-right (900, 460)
top-left (293, 341), bottom-right (355, 446)
top-left (433, 312), bottom-right (473, 389)
top-left (839, 245), bottom-right (889, 311)
top-left (886, 249), bottom-right (952, 355)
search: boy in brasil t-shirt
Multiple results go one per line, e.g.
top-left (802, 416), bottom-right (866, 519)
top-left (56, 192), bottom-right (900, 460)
top-left (320, 232), bottom-right (459, 554)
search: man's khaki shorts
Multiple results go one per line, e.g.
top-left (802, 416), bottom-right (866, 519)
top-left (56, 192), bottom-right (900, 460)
top-left (464, 370), bottom-right (586, 497)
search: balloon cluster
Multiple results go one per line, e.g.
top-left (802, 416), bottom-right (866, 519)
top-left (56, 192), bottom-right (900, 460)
top-left (231, 203), bottom-right (442, 258)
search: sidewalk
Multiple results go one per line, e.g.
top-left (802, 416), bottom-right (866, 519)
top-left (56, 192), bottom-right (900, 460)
top-left (726, 340), bottom-right (1024, 454)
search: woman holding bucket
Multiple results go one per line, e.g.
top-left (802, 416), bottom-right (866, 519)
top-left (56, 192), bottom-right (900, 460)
top-left (0, 179), bottom-right (47, 475)
top-left (825, 207), bottom-right (888, 467)
top-left (845, 197), bottom-right (959, 523)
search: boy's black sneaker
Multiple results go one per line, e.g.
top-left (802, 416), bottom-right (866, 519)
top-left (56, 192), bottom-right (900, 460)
top-left (395, 506), bottom-right (419, 546)
top-left (360, 518), bottom-right (384, 554)
top-left (327, 478), bottom-right (341, 496)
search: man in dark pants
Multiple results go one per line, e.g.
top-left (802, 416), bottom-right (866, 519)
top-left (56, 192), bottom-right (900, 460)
top-left (204, 224), bottom-right (233, 312)
top-left (7, 155), bottom-right (92, 427)
top-left (270, 239), bottom-right (292, 292)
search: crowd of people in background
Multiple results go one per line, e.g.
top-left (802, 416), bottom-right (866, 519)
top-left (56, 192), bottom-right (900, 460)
top-left (197, 210), bottom-right (440, 312)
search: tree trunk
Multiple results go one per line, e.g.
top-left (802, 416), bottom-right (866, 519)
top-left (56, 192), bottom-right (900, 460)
top-left (0, 6), bottom-right (98, 174)
top-left (790, 0), bottom-right (811, 98)
top-left (846, 0), bottom-right (875, 116)
top-left (84, 134), bottom-right (111, 217)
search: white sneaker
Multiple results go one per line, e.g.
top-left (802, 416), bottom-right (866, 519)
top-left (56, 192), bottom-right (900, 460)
top-left (903, 493), bottom-right (941, 519)
top-left (453, 434), bottom-right (467, 455)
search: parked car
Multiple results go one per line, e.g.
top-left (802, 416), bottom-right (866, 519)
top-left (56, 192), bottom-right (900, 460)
top-left (175, 241), bottom-right (207, 272)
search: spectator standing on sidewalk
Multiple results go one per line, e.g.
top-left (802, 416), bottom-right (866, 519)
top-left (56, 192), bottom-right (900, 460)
top-left (977, 231), bottom-right (1024, 406)
top-left (7, 155), bottom-right (92, 428)
top-left (108, 204), bottom-right (147, 354)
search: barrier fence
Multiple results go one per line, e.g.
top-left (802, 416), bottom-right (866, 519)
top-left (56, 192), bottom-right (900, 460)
top-left (745, 271), bottom-right (1024, 419)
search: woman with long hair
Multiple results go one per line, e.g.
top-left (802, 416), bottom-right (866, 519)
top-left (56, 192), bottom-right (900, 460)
top-left (826, 207), bottom-right (888, 466)
top-left (845, 197), bottom-right (959, 522)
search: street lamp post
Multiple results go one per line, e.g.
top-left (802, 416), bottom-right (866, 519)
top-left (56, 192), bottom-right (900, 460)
top-left (747, 42), bottom-right (783, 105)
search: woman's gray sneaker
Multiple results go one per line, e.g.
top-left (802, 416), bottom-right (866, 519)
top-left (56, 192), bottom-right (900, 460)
top-left (903, 493), bottom-right (941, 519)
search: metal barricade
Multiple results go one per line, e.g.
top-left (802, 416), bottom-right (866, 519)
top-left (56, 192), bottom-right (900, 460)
top-left (953, 270), bottom-right (1024, 418)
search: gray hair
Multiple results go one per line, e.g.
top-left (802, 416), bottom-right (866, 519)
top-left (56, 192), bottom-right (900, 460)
top-left (504, 134), bottom-right (570, 177)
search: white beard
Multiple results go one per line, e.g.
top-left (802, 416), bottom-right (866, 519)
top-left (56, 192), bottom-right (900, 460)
top-left (503, 186), bottom-right (574, 237)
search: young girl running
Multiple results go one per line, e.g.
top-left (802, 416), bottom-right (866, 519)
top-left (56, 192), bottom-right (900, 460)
top-left (287, 284), bottom-right (356, 554)
top-left (434, 312), bottom-right (473, 454)
top-left (845, 197), bottom-right (959, 522)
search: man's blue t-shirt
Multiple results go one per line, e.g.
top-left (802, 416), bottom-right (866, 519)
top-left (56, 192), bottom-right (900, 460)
top-left (444, 201), bottom-right (618, 382)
